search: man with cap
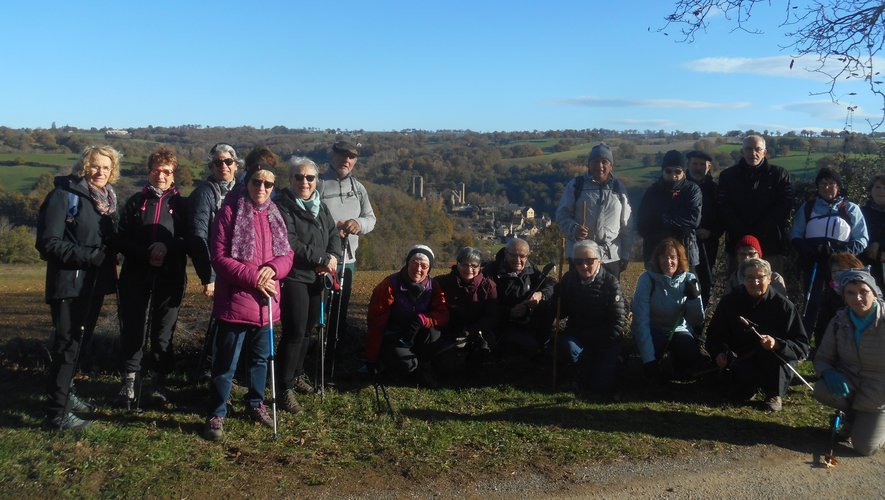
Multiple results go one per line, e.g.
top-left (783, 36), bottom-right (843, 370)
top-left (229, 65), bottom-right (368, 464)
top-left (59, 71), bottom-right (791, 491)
top-left (555, 142), bottom-right (632, 279)
top-left (365, 244), bottom-right (448, 387)
top-left (728, 234), bottom-right (787, 296)
top-left (717, 134), bottom-right (794, 275)
top-left (636, 150), bottom-right (702, 269)
top-left (686, 150), bottom-right (721, 306)
top-left (318, 140), bottom-right (376, 356)
top-left (791, 167), bottom-right (868, 334)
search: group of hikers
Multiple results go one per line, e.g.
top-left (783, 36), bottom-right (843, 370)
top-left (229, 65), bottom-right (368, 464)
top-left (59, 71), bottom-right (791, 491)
top-left (36, 135), bottom-right (885, 456)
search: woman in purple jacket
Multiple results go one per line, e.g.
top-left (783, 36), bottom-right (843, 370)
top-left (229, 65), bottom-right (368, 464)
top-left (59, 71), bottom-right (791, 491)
top-left (203, 155), bottom-right (293, 441)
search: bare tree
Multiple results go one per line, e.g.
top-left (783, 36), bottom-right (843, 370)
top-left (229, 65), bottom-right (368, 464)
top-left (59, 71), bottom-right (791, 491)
top-left (662, 1), bottom-right (885, 130)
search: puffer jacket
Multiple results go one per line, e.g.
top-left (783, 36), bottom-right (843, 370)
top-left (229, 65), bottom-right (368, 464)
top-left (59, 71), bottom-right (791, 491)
top-left (790, 195), bottom-right (868, 261)
top-left (637, 177), bottom-right (702, 266)
top-left (276, 188), bottom-right (343, 284)
top-left (555, 266), bottom-right (626, 346)
top-left (36, 175), bottom-right (118, 302)
top-left (631, 270), bottom-right (704, 363)
top-left (211, 191), bottom-right (294, 326)
top-left (188, 176), bottom-right (235, 285)
top-left (555, 173), bottom-right (632, 261)
top-left (814, 301), bottom-right (885, 413)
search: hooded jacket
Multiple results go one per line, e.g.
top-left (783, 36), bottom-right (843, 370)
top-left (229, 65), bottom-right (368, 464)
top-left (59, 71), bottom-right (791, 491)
top-left (790, 194), bottom-right (868, 259)
top-left (631, 270), bottom-right (704, 363)
top-left (555, 173), bottom-right (632, 261)
top-left (276, 188), bottom-right (343, 284)
top-left (637, 177), bottom-right (702, 266)
top-left (118, 184), bottom-right (188, 286)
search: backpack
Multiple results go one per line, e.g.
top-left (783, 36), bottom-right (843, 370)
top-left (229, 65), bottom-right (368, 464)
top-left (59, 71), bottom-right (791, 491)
top-left (803, 194), bottom-right (850, 225)
top-left (572, 174), bottom-right (626, 203)
top-left (36, 191), bottom-right (80, 260)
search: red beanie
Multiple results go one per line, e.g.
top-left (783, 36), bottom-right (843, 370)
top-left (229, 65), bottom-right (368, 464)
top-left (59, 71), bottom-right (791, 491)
top-left (736, 235), bottom-right (763, 257)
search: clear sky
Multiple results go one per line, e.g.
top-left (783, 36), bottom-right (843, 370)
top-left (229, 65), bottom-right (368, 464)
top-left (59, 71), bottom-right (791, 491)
top-left (2, 1), bottom-right (879, 134)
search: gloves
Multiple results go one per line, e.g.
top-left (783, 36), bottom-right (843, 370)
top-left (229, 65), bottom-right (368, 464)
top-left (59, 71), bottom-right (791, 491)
top-left (643, 360), bottom-right (659, 379)
top-left (684, 278), bottom-right (701, 300)
top-left (822, 369), bottom-right (851, 397)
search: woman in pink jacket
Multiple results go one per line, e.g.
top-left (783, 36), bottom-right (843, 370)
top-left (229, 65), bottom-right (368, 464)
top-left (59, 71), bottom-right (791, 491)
top-left (203, 153), bottom-right (293, 441)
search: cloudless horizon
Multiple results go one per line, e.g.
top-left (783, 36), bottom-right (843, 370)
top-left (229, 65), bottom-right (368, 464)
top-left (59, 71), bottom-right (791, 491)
top-left (3, 1), bottom-right (881, 134)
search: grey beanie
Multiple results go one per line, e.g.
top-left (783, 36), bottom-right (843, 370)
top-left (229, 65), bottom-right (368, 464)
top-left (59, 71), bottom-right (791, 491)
top-left (588, 143), bottom-right (613, 164)
top-left (838, 268), bottom-right (883, 300)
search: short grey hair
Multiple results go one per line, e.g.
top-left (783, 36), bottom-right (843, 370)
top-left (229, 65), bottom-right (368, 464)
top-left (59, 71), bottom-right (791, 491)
top-left (456, 246), bottom-right (482, 265)
top-left (742, 134), bottom-right (766, 150)
top-left (287, 156), bottom-right (319, 177)
top-left (506, 238), bottom-right (530, 254)
top-left (573, 240), bottom-right (601, 259)
top-left (207, 143), bottom-right (243, 168)
top-left (739, 258), bottom-right (771, 279)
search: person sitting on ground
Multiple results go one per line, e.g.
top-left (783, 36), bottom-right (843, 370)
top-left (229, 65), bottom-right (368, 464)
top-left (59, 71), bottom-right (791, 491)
top-left (203, 153), bottom-right (294, 441)
top-left (433, 246), bottom-right (498, 379)
top-left (483, 238), bottom-right (556, 359)
top-left (813, 269), bottom-right (885, 456)
top-left (553, 240), bottom-right (626, 398)
top-left (706, 258), bottom-right (809, 412)
top-left (365, 245), bottom-right (449, 387)
top-left (812, 252), bottom-right (864, 350)
top-left (631, 238), bottom-right (707, 382)
top-left (727, 234), bottom-right (786, 296)
top-left (791, 167), bottom-right (868, 334)
top-left (860, 174), bottom-right (885, 290)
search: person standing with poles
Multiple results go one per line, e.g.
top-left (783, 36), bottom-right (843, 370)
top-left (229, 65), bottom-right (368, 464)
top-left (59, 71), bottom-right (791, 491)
top-left (318, 141), bottom-right (376, 362)
top-left (685, 150), bottom-right (721, 307)
top-left (275, 156), bottom-right (342, 412)
top-left (203, 152), bottom-right (293, 441)
top-left (116, 147), bottom-right (188, 408)
top-left (37, 145), bottom-right (121, 430)
top-left (188, 143), bottom-right (241, 382)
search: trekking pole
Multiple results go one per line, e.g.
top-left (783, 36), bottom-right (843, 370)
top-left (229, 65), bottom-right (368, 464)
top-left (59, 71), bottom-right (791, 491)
top-left (802, 262), bottom-right (818, 321)
top-left (329, 238), bottom-right (349, 383)
top-left (133, 273), bottom-right (158, 413)
top-left (267, 297), bottom-right (278, 439)
top-left (552, 238), bottom-right (565, 389)
top-left (373, 375), bottom-right (397, 422)
top-left (823, 409), bottom-right (845, 468)
top-left (738, 316), bottom-right (814, 390)
top-left (318, 284), bottom-right (328, 402)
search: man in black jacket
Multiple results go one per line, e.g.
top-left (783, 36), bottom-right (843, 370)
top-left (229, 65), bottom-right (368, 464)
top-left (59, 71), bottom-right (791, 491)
top-left (553, 240), bottom-right (626, 397)
top-left (686, 150), bottom-right (721, 307)
top-left (717, 135), bottom-right (794, 275)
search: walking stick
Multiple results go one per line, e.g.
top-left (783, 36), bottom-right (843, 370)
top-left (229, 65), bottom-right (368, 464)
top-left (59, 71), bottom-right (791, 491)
top-left (329, 239), bottom-right (348, 383)
top-left (268, 297), bottom-right (278, 439)
top-left (802, 262), bottom-right (818, 322)
top-left (318, 283), bottom-right (328, 402)
top-left (552, 238), bottom-right (565, 389)
top-left (373, 375), bottom-right (397, 422)
top-left (823, 409), bottom-right (845, 468)
top-left (738, 316), bottom-right (814, 390)
top-left (133, 273), bottom-right (158, 413)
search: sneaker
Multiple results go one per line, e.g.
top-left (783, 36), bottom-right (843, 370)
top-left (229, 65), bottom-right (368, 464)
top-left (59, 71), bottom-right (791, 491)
top-left (69, 391), bottom-right (95, 413)
top-left (249, 402), bottom-right (274, 428)
top-left (281, 389), bottom-right (304, 414)
top-left (762, 395), bottom-right (783, 412)
top-left (203, 415), bottom-right (224, 441)
top-left (292, 374), bottom-right (315, 395)
top-left (46, 412), bottom-right (91, 431)
top-left (114, 372), bottom-right (137, 408)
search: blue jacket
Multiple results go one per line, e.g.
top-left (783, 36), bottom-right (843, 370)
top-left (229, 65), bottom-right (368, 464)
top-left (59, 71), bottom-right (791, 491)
top-left (631, 270), bottom-right (704, 363)
top-left (790, 195), bottom-right (868, 258)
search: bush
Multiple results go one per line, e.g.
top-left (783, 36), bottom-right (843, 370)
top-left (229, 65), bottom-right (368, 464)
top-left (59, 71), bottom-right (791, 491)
top-left (0, 222), bottom-right (41, 263)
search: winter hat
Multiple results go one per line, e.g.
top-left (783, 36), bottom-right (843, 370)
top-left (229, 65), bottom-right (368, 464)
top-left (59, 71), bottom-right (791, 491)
top-left (735, 234), bottom-right (763, 258)
top-left (661, 150), bottom-right (685, 169)
top-left (838, 268), bottom-right (883, 300)
top-left (405, 244), bottom-right (435, 268)
top-left (244, 162), bottom-right (277, 184)
top-left (815, 167), bottom-right (844, 192)
top-left (588, 143), bottom-right (613, 164)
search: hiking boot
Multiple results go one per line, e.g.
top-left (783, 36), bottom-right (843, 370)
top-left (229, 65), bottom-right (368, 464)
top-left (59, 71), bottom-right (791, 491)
top-left (292, 374), bottom-right (315, 394)
top-left (249, 402), bottom-right (274, 428)
top-left (149, 374), bottom-right (169, 405)
top-left (45, 412), bottom-right (91, 431)
top-left (281, 388), bottom-right (304, 414)
top-left (69, 390), bottom-right (95, 413)
top-left (762, 395), bottom-right (783, 412)
top-left (114, 372), bottom-right (137, 408)
top-left (203, 415), bottom-right (224, 441)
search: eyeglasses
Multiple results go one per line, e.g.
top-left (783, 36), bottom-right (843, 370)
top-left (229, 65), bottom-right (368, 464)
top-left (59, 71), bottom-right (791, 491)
top-left (458, 262), bottom-right (480, 269)
top-left (151, 168), bottom-right (175, 177)
top-left (743, 274), bottom-right (770, 284)
top-left (250, 178), bottom-right (275, 190)
top-left (212, 158), bottom-right (236, 167)
top-left (573, 257), bottom-right (599, 266)
top-left (663, 168), bottom-right (684, 175)
top-left (89, 165), bottom-right (112, 174)
top-left (292, 174), bottom-right (316, 182)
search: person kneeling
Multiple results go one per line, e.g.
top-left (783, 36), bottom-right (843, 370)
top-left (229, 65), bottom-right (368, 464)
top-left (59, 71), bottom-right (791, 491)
top-left (365, 245), bottom-right (449, 388)
top-left (553, 241), bottom-right (626, 399)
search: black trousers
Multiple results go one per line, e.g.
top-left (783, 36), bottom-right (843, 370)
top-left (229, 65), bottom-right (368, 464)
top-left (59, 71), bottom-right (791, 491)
top-left (279, 279), bottom-right (322, 389)
top-left (327, 264), bottom-right (353, 342)
top-left (118, 277), bottom-right (184, 375)
top-left (45, 295), bottom-right (104, 417)
top-left (727, 351), bottom-right (795, 398)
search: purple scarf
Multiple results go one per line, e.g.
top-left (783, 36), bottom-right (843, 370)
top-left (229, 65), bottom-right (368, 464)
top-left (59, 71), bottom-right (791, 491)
top-left (230, 187), bottom-right (290, 261)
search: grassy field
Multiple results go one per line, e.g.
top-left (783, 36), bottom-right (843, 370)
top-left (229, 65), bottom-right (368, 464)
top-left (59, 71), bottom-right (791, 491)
top-left (0, 264), bottom-right (835, 497)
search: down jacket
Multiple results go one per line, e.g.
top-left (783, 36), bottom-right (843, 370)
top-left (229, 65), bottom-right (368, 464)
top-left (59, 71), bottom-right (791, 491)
top-left (211, 191), bottom-right (294, 326)
top-left (276, 188), bottom-right (343, 284)
top-left (554, 266), bottom-right (626, 346)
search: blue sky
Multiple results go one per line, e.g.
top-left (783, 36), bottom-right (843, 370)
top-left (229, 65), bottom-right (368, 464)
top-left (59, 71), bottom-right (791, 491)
top-left (2, 1), bottom-right (879, 134)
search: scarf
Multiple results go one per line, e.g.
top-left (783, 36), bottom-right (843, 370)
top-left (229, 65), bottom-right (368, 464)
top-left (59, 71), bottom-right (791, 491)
top-left (230, 186), bottom-right (290, 261)
top-left (294, 189), bottom-right (321, 218)
top-left (849, 302), bottom-right (878, 346)
top-left (88, 183), bottom-right (117, 215)
top-left (452, 266), bottom-right (482, 302)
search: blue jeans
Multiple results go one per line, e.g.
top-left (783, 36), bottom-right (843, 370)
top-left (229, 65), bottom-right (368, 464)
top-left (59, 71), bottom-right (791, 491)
top-left (208, 320), bottom-right (270, 417)
top-left (557, 335), bottom-right (622, 393)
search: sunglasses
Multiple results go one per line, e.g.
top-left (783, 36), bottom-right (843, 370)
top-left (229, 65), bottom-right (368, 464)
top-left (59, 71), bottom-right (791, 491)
top-left (212, 158), bottom-right (236, 167)
top-left (292, 174), bottom-right (316, 182)
top-left (573, 257), bottom-right (599, 266)
top-left (250, 178), bottom-right (275, 189)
